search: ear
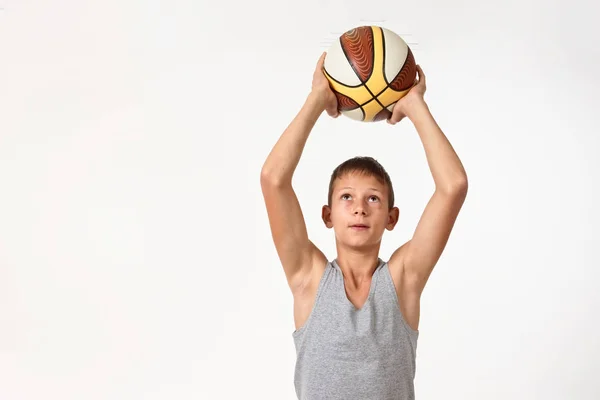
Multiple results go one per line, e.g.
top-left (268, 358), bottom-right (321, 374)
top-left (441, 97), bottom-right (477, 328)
top-left (322, 205), bottom-right (333, 229)
top-left (386, 206), bottom-right (400, 231)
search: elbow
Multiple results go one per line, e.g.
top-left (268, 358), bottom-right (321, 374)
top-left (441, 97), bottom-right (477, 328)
top-left (260, 167), bottom-right (276, 186)
top-left (260, 166), bottom-right (289, 188)
top-left (454, 175), bottom-right (469, 194)
top-left (440, 175), bottom-right (468, 197)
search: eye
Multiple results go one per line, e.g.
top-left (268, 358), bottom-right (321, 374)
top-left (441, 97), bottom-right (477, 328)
top-left (368, 196), bottom-right (379, 202)
top-left (341, 194), bottom-right (352, 200)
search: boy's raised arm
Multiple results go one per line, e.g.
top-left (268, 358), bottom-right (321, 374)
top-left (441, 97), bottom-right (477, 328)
top-left (388, 66), bottom-right (468, 294)
top-left (260, 53), bottom-right (338, 293)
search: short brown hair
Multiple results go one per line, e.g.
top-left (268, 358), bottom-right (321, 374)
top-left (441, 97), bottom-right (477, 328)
top-left (327, 156), bottom-right (395, 209)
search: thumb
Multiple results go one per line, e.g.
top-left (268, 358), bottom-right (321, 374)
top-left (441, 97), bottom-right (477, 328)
top-left (327, 107), bottom-right (340, 118)
top-left (317, 52), bottom-right (327, 69)
top-left (388, 112), bottom-right (405, 125)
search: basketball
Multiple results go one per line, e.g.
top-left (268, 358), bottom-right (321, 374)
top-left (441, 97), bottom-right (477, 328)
top-left (323, 26), bottom-right (417, 122)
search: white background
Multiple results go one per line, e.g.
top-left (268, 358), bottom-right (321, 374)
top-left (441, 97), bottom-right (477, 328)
top-left (1, 0), bottom-right (599, 399)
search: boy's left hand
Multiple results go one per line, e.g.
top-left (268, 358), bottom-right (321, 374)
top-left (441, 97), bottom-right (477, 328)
top-left (387, 65), bottom-right (427, 125)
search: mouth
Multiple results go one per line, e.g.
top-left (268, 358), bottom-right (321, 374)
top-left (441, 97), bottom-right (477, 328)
top-left (350, 224), bottom-right (370, 230)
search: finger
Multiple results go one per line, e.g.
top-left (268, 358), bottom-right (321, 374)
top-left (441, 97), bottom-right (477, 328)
top-left (317, 52), bottom-right (327, 69)
top-left (390, 111), bottom-right (406, 124)
top-left (327, 107), bottom-right (340, 118)
top-left (416, 65), bottom-right (425, 83)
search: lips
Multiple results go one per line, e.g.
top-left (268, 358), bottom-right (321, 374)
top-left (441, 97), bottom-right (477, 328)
top-left (350, 224), bottom-right (369, 230)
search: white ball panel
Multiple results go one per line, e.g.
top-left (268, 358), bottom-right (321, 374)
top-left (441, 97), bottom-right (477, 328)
top-left (343, 108), bottom-right (365, 121)
top-left (381, 28), bottom-right (409, 83)
top-left (324, 39), bottom-right (362, 86)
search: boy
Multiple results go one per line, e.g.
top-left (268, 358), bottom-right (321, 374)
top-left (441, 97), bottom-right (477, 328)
top-left (260, 52), bottom-right (468, 400)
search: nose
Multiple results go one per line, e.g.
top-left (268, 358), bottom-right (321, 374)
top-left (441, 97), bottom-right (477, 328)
top-left (353, 204), bottom-right (367, 216)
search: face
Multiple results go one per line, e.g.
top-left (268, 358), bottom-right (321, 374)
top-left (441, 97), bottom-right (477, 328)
top-left (322, 172), bottom-right (399, 251)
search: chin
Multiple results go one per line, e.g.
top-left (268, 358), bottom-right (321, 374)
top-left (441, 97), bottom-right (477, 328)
top-left (338, 235), bottom-right (379, 250)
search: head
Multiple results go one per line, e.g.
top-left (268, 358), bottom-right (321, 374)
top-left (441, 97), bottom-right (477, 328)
top-left (322, 156), bottom-right (400, 251)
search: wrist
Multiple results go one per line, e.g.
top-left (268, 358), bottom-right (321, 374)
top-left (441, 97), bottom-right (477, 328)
top-left (403, 97), bottom-right (429, 121)
top-left (308, 89), bottom-right (328, 106)
top-left (305, 91), bottom-right (327, 114)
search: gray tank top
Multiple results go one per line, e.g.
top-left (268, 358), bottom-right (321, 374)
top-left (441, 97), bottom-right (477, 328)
top-left (292, 258), bottom-right (419, 400)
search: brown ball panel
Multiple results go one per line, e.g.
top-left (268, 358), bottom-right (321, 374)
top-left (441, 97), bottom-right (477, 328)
top-left (389, 47), bottom-right (417, 91)
top-left (340, 26), bottom-right (375, 84)
top-left (335, 91), bottom-right (360, 111)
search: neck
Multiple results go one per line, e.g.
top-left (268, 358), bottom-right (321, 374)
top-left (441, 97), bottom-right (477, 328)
top-left (334, 242), bottom-right (381, 281)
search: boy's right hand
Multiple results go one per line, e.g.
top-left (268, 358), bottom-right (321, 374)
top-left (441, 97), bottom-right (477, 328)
top-left (310, 52), bottom-right (340, 118)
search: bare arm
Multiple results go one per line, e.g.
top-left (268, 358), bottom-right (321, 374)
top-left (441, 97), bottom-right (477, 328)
top-left (388, 66), bottom-right (468, 294)
top-left (260, 53), bottom-right (338, 293)
top-left (261, 93), bottom-right (324, 185)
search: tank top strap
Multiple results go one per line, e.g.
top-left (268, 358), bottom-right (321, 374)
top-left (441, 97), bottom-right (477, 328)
top-left (380, 262), bottom-right (420, 345)
top-left (291, 260), bottom-right (336, 338)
